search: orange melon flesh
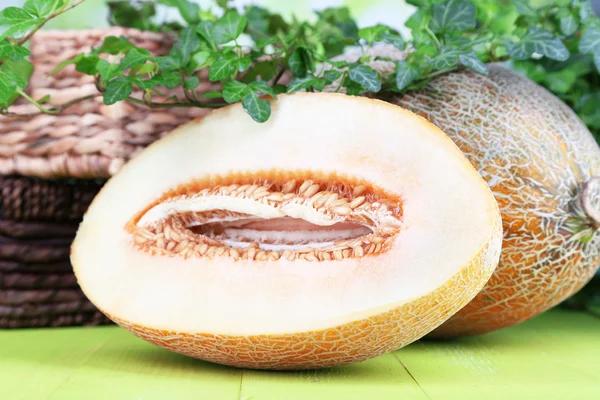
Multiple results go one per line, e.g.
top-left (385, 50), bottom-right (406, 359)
top-left (71, 93), bottom-right (502, 369)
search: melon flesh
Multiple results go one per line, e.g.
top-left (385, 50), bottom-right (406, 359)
top-left (71, 93), bottom-right (502, 369)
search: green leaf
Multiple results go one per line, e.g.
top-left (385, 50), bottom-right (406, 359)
top-left (0, 7), bottom-right (43, 39)
top-left (211, 10), bottom-right (247, 45)
top-left (242, 61), bottom-right (278, 82)
top-left (208, 53), bottom-right (237, 81)
top-left (358, 25), bottom-right (389, 44)
top-left (288, 47), bottom-right (310, 77)
top-left (428, 46), bottom-right (462, 69)
top-left (103, 77), bottom-right (133, 105)
top-left (348, 64), bottom-right (381, 92)
top-left (237, 56), bottom-right (252, 72)
top-left (560, 14), bottom-right (578, 36)
top-left (430, 0), bottom-right (476, 33)
top-left (96, 59), bottom-right (119, 81)
top-left (544, 68), bottom-right (577, 93)
top-left (0, 39), bottom-right (30, 61)
top-left (514, 0), bottom-right (536, 18)
top-left (0, 70), bottom-right (19, 106)
top-left (196, 21), bottom-right (214, 46)
top-left (184, 75), bottom-right (200, 90)
top-left (147, 71), bottom-right (181, 89)
top-left (507, 27), bottom-right (570, 61)
top-left (323, 69), bottom-right (342, 83)
top-left (245, 6), bottom-right (269, 38)
top-left (405, 9), bottom-right (430, 31)
top-left (242, 90), bottom-right (271, 123)
top-left (343, 78), bottom-right (363, 95)
top-left (97, 36), bottom-right (136, 55)
top-left (459, 52), bottom-right (488, 74)
top-left (396, 61), bottom-right (420, 91)
top-left (579, 1), bottom-right (594, 23)
top-left (223, 80), bottom-right (249, 103)
top-left (249, 80), bottom-right (276, 98)
top-left (382, 32), bottom-right (406, 50)
top-left (23, 0), bottom-right (63, 17)
top-left (3, 59), bottom-right (33, 88)
top-left (156, 56), bottom-right (180, 73)
top-left (48, 54), bottom-right (82, 76)
top-left (580, 26), bottom-right (600, 55)
top-left (189, 50), bottom-right (212, 70)
top-left (176, 26), bottom-right (201, 66)
top-left (203, 90), bottom-right (223, 99)
top-left (157, 0), bottom-right (200, 24)
top-left (75, 54), bottom-right (100, 75)
top-left (118, 48), bottom-right (151, 72)
top-left (287, 75), bottom-right (318, 92)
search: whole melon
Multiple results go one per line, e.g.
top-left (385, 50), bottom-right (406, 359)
top-left (385, 65), bottom-right (600, 336)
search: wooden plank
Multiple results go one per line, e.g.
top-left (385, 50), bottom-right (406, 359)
top-left (239, 352), bottom-right (428, 400)
top-left (1, 309), bottom-right (599, 400)
top-left (397, 309), bottom-right (600, 400)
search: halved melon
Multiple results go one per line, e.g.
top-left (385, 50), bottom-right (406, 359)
top-left (71, 93), bottom-right (502, 369)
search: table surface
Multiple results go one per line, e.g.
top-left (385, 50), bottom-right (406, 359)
top-left (1, 308), bottom-right (599, 400)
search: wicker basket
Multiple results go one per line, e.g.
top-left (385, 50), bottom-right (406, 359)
top-left (0, 28), bottom-right (213, 180)
top-left (0, 28), bottom-right (213, 328)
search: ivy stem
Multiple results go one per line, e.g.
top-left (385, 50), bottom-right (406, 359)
top-left (17, 0), bottom-right (86, 46)
top-left (424, 25), bottom-right (442, 50)
top-left (124, 96), bottom-right (225, 109)
top-left (3, 92), bottom-right (101, 118)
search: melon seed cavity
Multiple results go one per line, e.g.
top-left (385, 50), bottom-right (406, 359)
top-left (128, 175), bottom-right (403, 262)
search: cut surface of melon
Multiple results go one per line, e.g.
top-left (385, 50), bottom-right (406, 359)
top-left (71, 93), bottom-right (502, 369)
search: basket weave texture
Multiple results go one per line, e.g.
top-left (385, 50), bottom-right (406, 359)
top-left (0, 28), bottom-right (212, 328)
top-left (0, 28), bottom-right (213, 179)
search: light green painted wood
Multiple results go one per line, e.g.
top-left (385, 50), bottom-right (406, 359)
top-left (1, 309), bottom-right (599, 400)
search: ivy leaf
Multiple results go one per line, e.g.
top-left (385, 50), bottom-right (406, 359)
top-left (223, 80), bottom-right (249, 103)
top-left (382, 32), bottom-right (406, 50)
top-left (118, 48), bottom-right (151, 72)
top-left (211, 10), bottom-right (247, 45)
top-left (157, 0), bottom-right (200, 24)
top-left (184, 75), bottom-right (200, 90)
top-left (96, 59), bottom-right (119, 81)
top-left (323, 69), bottom-right (342, 83)
top-left (0, 39), bottom-right (30, 61)
top-left (428, 46), bottom-right (462, 69)
top-left (23, 0), bottom-right (63, 17)
top-left (208, 52), bottom-right (237, 81)
top-left (288, 47), bottom-right (310, 77)
top-left (430, 0), bottom-right (476, 33)
top-left (196, 21), bottom-right (215, 49)
top-left (358, 25), bottom-right (389, 44)
top-left (75, 54), bottom-right (100, 75)
top-left (242, 90), bottom-right (271, 122)
top-left (507, 27), bottom-right (569, 61)
top-left (580, 26), bottom-right (600, 56)
top-left (96, 36), bottom-right (136, 55)
top-left (395, 61), bottom-right (420, 91)
top-left (176, 26), bottom-right (201, 66)
top-left (348, 64), bottom-right (381, 92)
top-left (0, 71), bottom-right (19, 106)
top-left (514, 0), bottom-right (536, 18)
top-left (104, 77), bottom-right (133, 105)
top-left (237, 56), bottom-right (252, 72)
top-left (287, 75), bottom-right (318, 92)
top-left (459, 52), bottom-right (489, 74)
top-left (0, 7), bottom-right (43, 39)
top-left (560, 14), bottom-right (578, 36)
top-left (203, 90), bottom-right (223, 99)
top-left (156, 55), bottom-right (181, 72)
top-left (249, 80), bottom-right (276, 98)
top-left (148, 71), bottom-right (180, 89)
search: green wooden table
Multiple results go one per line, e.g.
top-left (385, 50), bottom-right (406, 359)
top-left (1, 309), bottom-right (599, 400)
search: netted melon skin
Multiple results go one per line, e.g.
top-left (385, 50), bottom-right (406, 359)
top-left (105, 221), bottom-right (501, 370)
top-left (388, 66), bottom-right (600, 336)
